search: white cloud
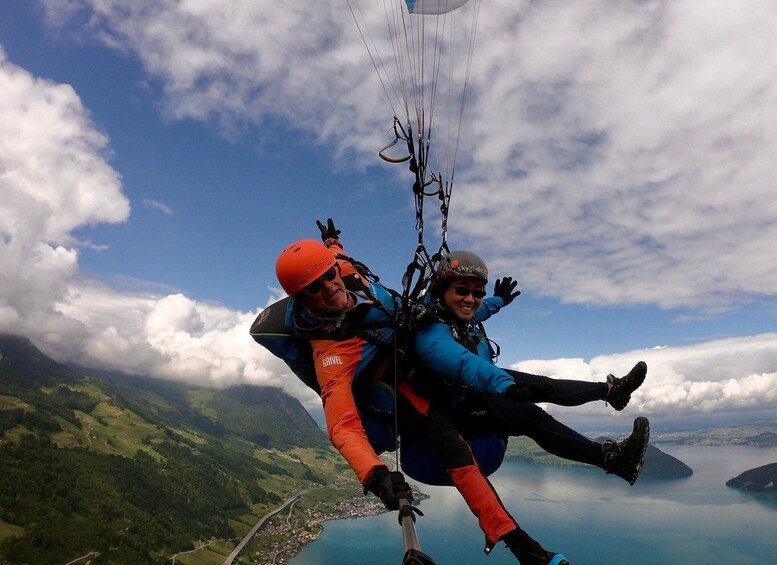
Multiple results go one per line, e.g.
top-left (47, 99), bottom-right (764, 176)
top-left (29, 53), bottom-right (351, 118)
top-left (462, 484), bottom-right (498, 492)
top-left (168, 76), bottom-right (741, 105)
top-left (40, 0), bottom-right (373, 146)
top-left (142, 198), bottom-right (173, 215)
top-left (0, 47), bottom-right (129, 338)
top-left (454, 1), bottom-right (777, 309)
top-left (0, 49), bottom-right (129, 243)
top-left (513, 333), bottom-right (777, 418)
top-left (52, 282), bottom-right (320, 406)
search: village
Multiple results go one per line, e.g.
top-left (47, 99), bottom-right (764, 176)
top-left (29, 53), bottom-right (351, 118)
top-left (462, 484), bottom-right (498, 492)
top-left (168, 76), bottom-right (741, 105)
top-left (246, 483), bottom-right (429, 565)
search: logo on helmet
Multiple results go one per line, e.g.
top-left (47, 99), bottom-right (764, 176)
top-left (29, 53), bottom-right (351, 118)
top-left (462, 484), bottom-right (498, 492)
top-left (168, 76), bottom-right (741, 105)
top-left (437, 250), bottom-right (488, 283)
top-left (298, 260), bottom-right (328, 285)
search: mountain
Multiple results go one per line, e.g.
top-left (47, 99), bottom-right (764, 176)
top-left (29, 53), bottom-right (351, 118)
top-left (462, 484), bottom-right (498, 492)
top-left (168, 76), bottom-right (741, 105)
top-left (80, 366), bottom-right (329, 450)
top-left (735, 432), bottom-right (777, 447)
top-left (641, 444), bottom-right (693, 477)
top-left (0, 333), bottom-right (79, 386)
top-left (0, 334), bottom-right (345, 565)
top-left (505, 435), bottom-right (693, 478)
top-left (726, 463), bottom-right (777, 493)
top-left (652, 421), bottom-right (777, 445)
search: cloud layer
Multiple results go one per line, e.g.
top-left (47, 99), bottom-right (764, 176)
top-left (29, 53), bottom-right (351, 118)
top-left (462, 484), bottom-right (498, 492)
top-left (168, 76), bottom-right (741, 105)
top-left (37, 0), bottom-right (777, 310)
top-left (458, 1), bottom-right (777, 310)
top-left (515, 333), bottom-right (777, 418)
top-left (2, 2), bottom-right (776, 417)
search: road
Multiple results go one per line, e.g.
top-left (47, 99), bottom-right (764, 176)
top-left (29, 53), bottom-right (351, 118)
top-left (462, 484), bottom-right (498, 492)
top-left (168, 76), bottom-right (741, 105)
top-left (63, 551), bottom-right (99, 565)
top-left (223, 492), bottom-right (303, 565)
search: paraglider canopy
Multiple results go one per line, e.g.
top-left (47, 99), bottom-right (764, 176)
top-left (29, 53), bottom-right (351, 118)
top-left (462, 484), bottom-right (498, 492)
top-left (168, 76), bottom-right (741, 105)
top-left (405, 0), bottom-right (471, 15)
top-left (347, 0), bottom-right (480, 198)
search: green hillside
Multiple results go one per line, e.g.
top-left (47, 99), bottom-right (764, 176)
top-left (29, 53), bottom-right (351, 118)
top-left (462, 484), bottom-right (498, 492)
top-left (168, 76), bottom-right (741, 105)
top-left (82, 367), bottom-right (330, 450)
top-left (0, 334), bottom-right (350, 564)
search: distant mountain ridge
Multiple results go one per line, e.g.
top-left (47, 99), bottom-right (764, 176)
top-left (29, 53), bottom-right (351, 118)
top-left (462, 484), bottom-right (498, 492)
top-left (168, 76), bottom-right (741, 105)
top-left (739, 432), bottom-right (777, 447)
top-left (80, 365), bottom-right (328, 449)
top-left (0, 333), bottom-right (78, 386)
top-left (653, 422), bottom-right (777, 446)
top-left (1, 334), bottom-right (327, 450)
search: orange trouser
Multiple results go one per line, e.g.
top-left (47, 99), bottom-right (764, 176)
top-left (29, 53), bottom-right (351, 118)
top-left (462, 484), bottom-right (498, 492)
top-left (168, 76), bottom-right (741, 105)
top-left (397, 381), bottom-right (518, 545)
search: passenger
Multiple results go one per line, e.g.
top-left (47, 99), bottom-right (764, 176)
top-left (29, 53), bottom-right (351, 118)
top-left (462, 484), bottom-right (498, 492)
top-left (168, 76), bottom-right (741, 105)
top-left (412, 250), bottom-right (651, 488)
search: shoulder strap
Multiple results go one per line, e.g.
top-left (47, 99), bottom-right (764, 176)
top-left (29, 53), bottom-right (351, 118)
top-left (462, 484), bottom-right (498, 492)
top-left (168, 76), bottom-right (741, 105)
top-left (337, 252), bottom-right (403, 300)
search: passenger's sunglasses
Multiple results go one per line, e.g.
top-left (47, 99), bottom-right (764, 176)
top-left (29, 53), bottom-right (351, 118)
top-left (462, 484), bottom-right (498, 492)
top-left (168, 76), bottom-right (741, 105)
top-left (302, 266), bottom-right (338, 295)
top-left (449, 286), bottom-right (487, 299)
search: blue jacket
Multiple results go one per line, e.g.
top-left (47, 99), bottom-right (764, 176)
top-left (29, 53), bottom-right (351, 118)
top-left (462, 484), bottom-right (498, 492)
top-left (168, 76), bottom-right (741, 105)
top-left (413, 296), bottom-right (514, 404)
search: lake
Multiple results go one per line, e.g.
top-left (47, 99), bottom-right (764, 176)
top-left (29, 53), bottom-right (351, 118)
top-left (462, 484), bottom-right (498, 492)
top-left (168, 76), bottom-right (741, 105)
top-left (291, 445), bottom-right (777, 565)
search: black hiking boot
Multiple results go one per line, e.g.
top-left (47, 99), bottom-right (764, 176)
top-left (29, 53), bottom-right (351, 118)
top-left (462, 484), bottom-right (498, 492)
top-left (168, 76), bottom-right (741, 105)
top-left (605, 361), bottom-right (647, 411)
top-left (500, 528), bottom-right (569, 565)
top-left (603, 416), bottom-right (650, 485)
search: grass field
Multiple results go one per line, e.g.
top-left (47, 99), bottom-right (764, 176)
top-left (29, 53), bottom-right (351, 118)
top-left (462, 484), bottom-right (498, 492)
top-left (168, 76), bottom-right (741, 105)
top-left (185, 390), bottom-right (218, 420)
top-left (0, 518), bottom-right (24, 542)
top-left (0, 395), bottom-right (31, 410)
top-left (46, 408), bottom-right (163, 459)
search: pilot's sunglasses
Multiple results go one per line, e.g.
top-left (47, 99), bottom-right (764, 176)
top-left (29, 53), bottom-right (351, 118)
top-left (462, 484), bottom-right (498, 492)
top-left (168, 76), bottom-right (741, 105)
top-left (302, 266), bottom-right (338, 295)
top-left (450, 286), bottom-right (487, 299)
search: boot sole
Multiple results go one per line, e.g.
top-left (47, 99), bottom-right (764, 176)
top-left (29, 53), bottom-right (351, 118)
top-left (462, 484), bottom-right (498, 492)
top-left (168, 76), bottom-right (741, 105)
top-left (629, 416), bottom-right (650, 485)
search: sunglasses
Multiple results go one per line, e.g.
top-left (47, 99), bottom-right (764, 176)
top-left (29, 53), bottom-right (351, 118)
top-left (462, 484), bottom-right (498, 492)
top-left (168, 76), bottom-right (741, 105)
top-left (302, 266), bottom-right (338, 295)
top-left (449, 286), bottom-right (487, 299)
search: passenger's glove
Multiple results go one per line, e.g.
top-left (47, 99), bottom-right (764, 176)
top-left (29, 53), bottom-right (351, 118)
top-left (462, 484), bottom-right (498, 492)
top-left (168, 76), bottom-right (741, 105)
top-left (504, 383), bottom-right (555, 403)
top-left (316, 218), bottom-right (341, 242)
top-left (493, 277), bottom-right (521, 306)
top-left (365, 466), bottom-right (412, 510)
top-left (408, 302), bottom-right (435, 330)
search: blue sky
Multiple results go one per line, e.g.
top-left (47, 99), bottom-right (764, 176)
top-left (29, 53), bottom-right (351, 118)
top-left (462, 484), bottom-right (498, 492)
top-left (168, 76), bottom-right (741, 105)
top-left (2, 0), bottom-right (777, 428)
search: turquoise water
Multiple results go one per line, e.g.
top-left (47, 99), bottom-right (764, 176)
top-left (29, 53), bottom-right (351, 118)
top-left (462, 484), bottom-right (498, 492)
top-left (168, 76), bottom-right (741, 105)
top-left (292, 446), bottom-right (777, 564)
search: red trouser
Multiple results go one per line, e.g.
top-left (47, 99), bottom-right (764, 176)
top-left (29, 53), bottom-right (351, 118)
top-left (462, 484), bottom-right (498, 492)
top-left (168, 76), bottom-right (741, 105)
top-left (397, 381), bottom-right (518, 545)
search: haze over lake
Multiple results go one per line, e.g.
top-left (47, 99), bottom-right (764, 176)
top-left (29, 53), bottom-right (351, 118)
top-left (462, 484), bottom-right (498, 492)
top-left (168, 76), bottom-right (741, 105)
top-left (292, 446), bottom-right (777, 565)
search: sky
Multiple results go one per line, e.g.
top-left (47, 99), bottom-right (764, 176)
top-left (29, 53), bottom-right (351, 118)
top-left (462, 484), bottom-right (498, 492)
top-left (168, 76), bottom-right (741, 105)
top-left (1, 0), bottom-right (777, 430)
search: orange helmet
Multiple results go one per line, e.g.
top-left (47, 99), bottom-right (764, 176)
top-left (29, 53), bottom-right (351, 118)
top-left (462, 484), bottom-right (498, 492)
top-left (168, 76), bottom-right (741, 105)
top-left (275, 239), bottom-right (337, 296)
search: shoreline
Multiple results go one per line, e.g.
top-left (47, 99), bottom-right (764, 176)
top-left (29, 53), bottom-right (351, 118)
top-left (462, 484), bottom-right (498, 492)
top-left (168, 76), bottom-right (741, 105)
top-left (249, 484), bottom-right (427, 564)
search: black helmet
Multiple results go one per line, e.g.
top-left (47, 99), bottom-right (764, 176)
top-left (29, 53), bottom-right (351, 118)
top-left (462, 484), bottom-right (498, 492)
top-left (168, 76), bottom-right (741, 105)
top-left (436, 250), bottom-right (488, 285)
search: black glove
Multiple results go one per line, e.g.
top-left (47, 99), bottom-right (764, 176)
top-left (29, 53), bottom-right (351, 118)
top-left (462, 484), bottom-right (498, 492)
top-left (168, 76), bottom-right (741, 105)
top-left (493, 277), bottom-right (521, 306)
top-left (504, 383), bottom-right (555, 403)
top-left (365, 467), bottom-right (412, 510)
top-left (316, 218), bottom-right (341, 242)
top-left (408, 302), bottom-right (435, 330)
top-left (502, 526), bottom-right (565, 565)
